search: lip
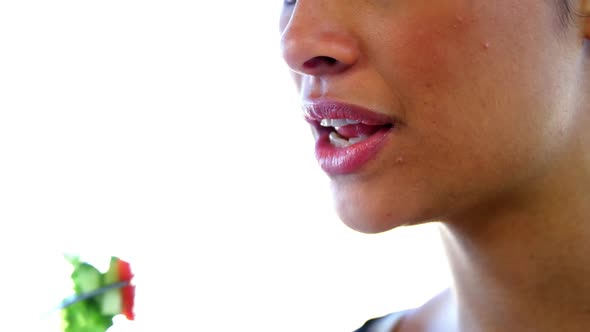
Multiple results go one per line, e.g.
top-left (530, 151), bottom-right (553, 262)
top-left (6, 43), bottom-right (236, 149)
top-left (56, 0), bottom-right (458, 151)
top-left (303, 100), bottom-right (396, 175)
top-left (303, 100), bottom-right (395, 125)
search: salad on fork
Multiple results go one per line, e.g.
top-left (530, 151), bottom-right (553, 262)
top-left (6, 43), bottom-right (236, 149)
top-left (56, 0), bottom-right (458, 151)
top-left (59, 255), bottom-right (135, 332)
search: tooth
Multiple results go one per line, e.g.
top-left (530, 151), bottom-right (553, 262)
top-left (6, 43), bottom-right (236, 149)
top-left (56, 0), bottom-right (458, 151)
top-left (320, 118), bottom-right (361, 127)
top-left (349, 135), bottom-right (369, 144)
top-left (329, 132), bottom-right (351, 148)
top-left (320, 119), bottom-right (332, 127)
top-left (330, 119), bottom-right (351, 127)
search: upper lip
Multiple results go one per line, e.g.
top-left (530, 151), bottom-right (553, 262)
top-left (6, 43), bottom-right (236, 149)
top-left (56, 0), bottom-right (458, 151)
top-left (302, 100), bottom-right (396, 126)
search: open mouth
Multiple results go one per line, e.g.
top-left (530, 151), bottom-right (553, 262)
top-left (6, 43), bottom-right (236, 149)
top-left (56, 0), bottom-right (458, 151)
top-left (316, 118), bottom-right (394, 148)
top-left (303, 101), bottom-right (396, 175)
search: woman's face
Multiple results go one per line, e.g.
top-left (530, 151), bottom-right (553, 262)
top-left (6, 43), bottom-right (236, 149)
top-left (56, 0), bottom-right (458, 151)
top-left (280, 0), bottom-right (586, 233)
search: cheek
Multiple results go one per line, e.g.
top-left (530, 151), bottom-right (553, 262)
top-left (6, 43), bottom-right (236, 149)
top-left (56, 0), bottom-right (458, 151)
top-left (373, 12), bottom-right (481, 95)
top-left (369, 8), bottom-right (513, 151)
top-left (370, 1), bottom-right (549, 111)
top-left (368, 10), bottom-right (489, 163)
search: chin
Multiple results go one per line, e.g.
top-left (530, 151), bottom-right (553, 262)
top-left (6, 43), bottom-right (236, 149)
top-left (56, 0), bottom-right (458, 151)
top-left (332, 186), bottom-right (425, 234)
top-left (339, 215), bottom-right (397, 234)
top-left (328, 157), bottom-right (451, 233)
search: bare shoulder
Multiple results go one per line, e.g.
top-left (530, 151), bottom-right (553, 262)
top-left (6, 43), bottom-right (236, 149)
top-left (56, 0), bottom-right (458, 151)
top-left (396, 288), bottom-right (456, 332)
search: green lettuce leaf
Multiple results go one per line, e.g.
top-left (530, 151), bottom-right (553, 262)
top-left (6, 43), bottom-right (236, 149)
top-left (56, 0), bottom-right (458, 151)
top-left (61, 255), bottom-right (118, 332)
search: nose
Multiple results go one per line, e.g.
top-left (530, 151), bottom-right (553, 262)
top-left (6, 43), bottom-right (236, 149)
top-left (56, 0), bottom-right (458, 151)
top-left (280, 4), bottom-right (360, 77)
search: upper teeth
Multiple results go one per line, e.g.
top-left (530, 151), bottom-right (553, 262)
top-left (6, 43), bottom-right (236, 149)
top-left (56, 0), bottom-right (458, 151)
top-left (320, 118), bottom-right (360, 127)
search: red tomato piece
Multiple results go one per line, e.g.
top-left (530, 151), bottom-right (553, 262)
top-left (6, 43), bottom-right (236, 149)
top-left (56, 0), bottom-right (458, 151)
top-left (117, 258), bottom-right (135, 320)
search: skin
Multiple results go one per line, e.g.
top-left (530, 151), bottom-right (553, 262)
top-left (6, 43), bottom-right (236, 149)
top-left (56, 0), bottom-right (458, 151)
top-left (281, 0), bottom-right (590, 331)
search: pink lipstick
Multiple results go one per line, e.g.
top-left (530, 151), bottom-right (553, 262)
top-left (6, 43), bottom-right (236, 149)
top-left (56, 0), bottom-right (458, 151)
top-left (303, 101), bottom-right (395, 175)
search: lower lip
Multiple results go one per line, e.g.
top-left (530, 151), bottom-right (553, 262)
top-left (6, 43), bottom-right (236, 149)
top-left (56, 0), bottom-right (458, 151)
top-left (315, 127), bottom-right (392, 175)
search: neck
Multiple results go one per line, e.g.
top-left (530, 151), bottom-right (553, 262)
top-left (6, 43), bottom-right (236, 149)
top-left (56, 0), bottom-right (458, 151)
top-left (440, 152), bottom-right (590, 332)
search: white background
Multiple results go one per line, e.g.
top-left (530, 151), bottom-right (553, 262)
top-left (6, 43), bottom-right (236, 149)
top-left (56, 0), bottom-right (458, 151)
top-left (0, 2), bottom-right (451, 331)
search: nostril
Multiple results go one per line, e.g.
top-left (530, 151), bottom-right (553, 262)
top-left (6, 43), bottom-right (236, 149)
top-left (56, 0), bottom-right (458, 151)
top-left (303, 56), bottom-right (338, 70)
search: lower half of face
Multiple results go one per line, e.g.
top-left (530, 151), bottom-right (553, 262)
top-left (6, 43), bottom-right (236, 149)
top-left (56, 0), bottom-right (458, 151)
top-left (308, 0), bottom-right (584, 233)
